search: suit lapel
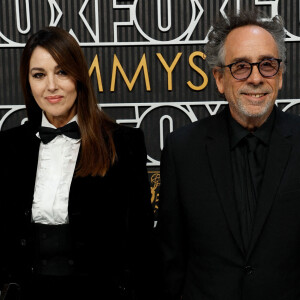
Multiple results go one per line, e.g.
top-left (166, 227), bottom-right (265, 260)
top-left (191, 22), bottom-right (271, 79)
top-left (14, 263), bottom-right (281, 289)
top-left (206, 109), bottom-right (245, 255)
top-left (24, 125), bottom-right (41, 208)
top-left (246, 109), bottom-right (292, 260)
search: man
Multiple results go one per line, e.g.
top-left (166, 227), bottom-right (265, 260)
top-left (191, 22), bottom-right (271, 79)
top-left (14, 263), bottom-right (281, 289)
top-left (158, 11), bottom-right (300, 300)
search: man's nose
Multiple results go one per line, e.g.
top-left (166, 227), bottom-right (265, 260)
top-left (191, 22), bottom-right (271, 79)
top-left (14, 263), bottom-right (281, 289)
top-left (247, 64), bottom-right (264, 85)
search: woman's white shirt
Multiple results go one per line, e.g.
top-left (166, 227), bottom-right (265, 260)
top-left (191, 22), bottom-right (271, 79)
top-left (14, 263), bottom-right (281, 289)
top-left (31, 114), bottom-right (81, 225)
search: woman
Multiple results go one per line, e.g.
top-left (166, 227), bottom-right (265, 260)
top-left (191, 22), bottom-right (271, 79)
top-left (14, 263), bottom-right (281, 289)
top-left (0, 27), bottom-right (153, 300)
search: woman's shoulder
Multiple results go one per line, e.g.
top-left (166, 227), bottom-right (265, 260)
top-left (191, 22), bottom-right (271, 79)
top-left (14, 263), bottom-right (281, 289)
top-left (0, 122), bottom-right (37, 141)
top-left (112, 124), bottom-right (145, 143)
top-left (0, 122), bottom-right (39, 156)
top-left (112, 124), bottom-right (146, 156)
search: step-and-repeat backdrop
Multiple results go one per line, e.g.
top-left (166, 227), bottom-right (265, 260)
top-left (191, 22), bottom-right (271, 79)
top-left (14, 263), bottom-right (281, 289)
top-left (1, 0), bottom-right (300, 219)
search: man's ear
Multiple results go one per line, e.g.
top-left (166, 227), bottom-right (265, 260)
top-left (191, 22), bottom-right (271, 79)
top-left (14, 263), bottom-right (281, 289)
top-left (213, 68), bottom-right (225, 94)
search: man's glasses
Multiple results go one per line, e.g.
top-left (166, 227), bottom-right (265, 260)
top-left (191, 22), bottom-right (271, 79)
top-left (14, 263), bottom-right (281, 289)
top-left (221, 58), bottom-right (282, 80)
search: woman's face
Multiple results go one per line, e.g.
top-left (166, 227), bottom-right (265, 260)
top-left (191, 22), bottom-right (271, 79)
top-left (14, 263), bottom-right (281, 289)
top-left (28, 46), bottom-right (77, 128)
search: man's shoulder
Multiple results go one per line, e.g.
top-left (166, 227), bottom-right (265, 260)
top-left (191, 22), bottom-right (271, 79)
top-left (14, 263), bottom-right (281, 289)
top-left (168, 109), bottom-right (226, 142)
top-left (276, 108), bottom-right (300, 134)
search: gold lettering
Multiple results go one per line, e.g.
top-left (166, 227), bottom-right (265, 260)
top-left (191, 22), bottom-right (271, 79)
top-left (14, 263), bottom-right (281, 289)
top-left (88, 54), bottom-right (103, 92)
top-left (187, 51), bottom-right (208, 91)
top-left (156, 53), bottom-right (182, 91)
top-left (110, 54), bottom-right (151, 91)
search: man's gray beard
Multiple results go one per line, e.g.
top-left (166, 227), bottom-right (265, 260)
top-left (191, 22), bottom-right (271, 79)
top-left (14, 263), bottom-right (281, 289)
top-left (234, 96), bottom-right (273, 119)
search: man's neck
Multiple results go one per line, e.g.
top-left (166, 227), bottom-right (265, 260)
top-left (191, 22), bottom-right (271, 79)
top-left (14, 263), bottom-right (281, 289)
top-left (229, 109), bottom-right (273, 132)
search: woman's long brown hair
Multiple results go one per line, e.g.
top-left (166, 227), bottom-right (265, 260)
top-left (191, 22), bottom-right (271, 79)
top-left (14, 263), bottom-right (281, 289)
top-left (20, 27), bottom-right (116, 177)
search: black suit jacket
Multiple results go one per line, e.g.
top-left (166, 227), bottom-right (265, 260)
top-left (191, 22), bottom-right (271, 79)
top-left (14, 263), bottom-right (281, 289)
top-left (158, 107), bottom-right (300, 300)
top-left (0, 122), bottom-right (153, 299)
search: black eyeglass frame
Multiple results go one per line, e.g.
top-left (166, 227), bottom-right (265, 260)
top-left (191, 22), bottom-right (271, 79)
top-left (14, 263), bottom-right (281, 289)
top-left (221, 58), bottom-right (282, 80)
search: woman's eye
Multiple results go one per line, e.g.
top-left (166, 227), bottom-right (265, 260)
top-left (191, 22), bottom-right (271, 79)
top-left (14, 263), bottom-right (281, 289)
top-left (32, 73), bottom-right (44, 79)
top-left (57, 69), bottom-right (67, 76)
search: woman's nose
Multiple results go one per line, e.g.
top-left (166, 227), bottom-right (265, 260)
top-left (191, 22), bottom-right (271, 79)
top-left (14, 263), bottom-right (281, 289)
top-left (47, 74), bottom-right (58, 91)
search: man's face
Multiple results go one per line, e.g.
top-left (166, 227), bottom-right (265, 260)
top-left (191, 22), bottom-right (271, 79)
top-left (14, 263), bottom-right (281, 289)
top-left (213, 25), bottom-right (283, 128)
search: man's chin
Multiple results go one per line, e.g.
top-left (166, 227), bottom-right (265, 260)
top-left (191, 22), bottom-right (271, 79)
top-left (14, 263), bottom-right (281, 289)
top-left (239, 103), bottom-right (272, 119)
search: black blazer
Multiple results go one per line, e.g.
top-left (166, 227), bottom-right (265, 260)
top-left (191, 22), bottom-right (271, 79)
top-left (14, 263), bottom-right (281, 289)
top-left (0, 122), bottom-right (153, 299)
top-left (158, 107), bottom-right (300, 300)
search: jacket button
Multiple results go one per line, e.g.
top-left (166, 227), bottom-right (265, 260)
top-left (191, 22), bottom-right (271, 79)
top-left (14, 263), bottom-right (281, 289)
top-left (20, 239), bottom-right (27, 247)
top-left (42, 260), bottom-right (47, 266)
top-left (68, 259), bottom-right (74, 266)
top-left (118, 284), bottom-right (127, 296)
top-left (24, 209), bottom-right (31, 217)
top-left (244, 265), bottom-right (254, 275)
